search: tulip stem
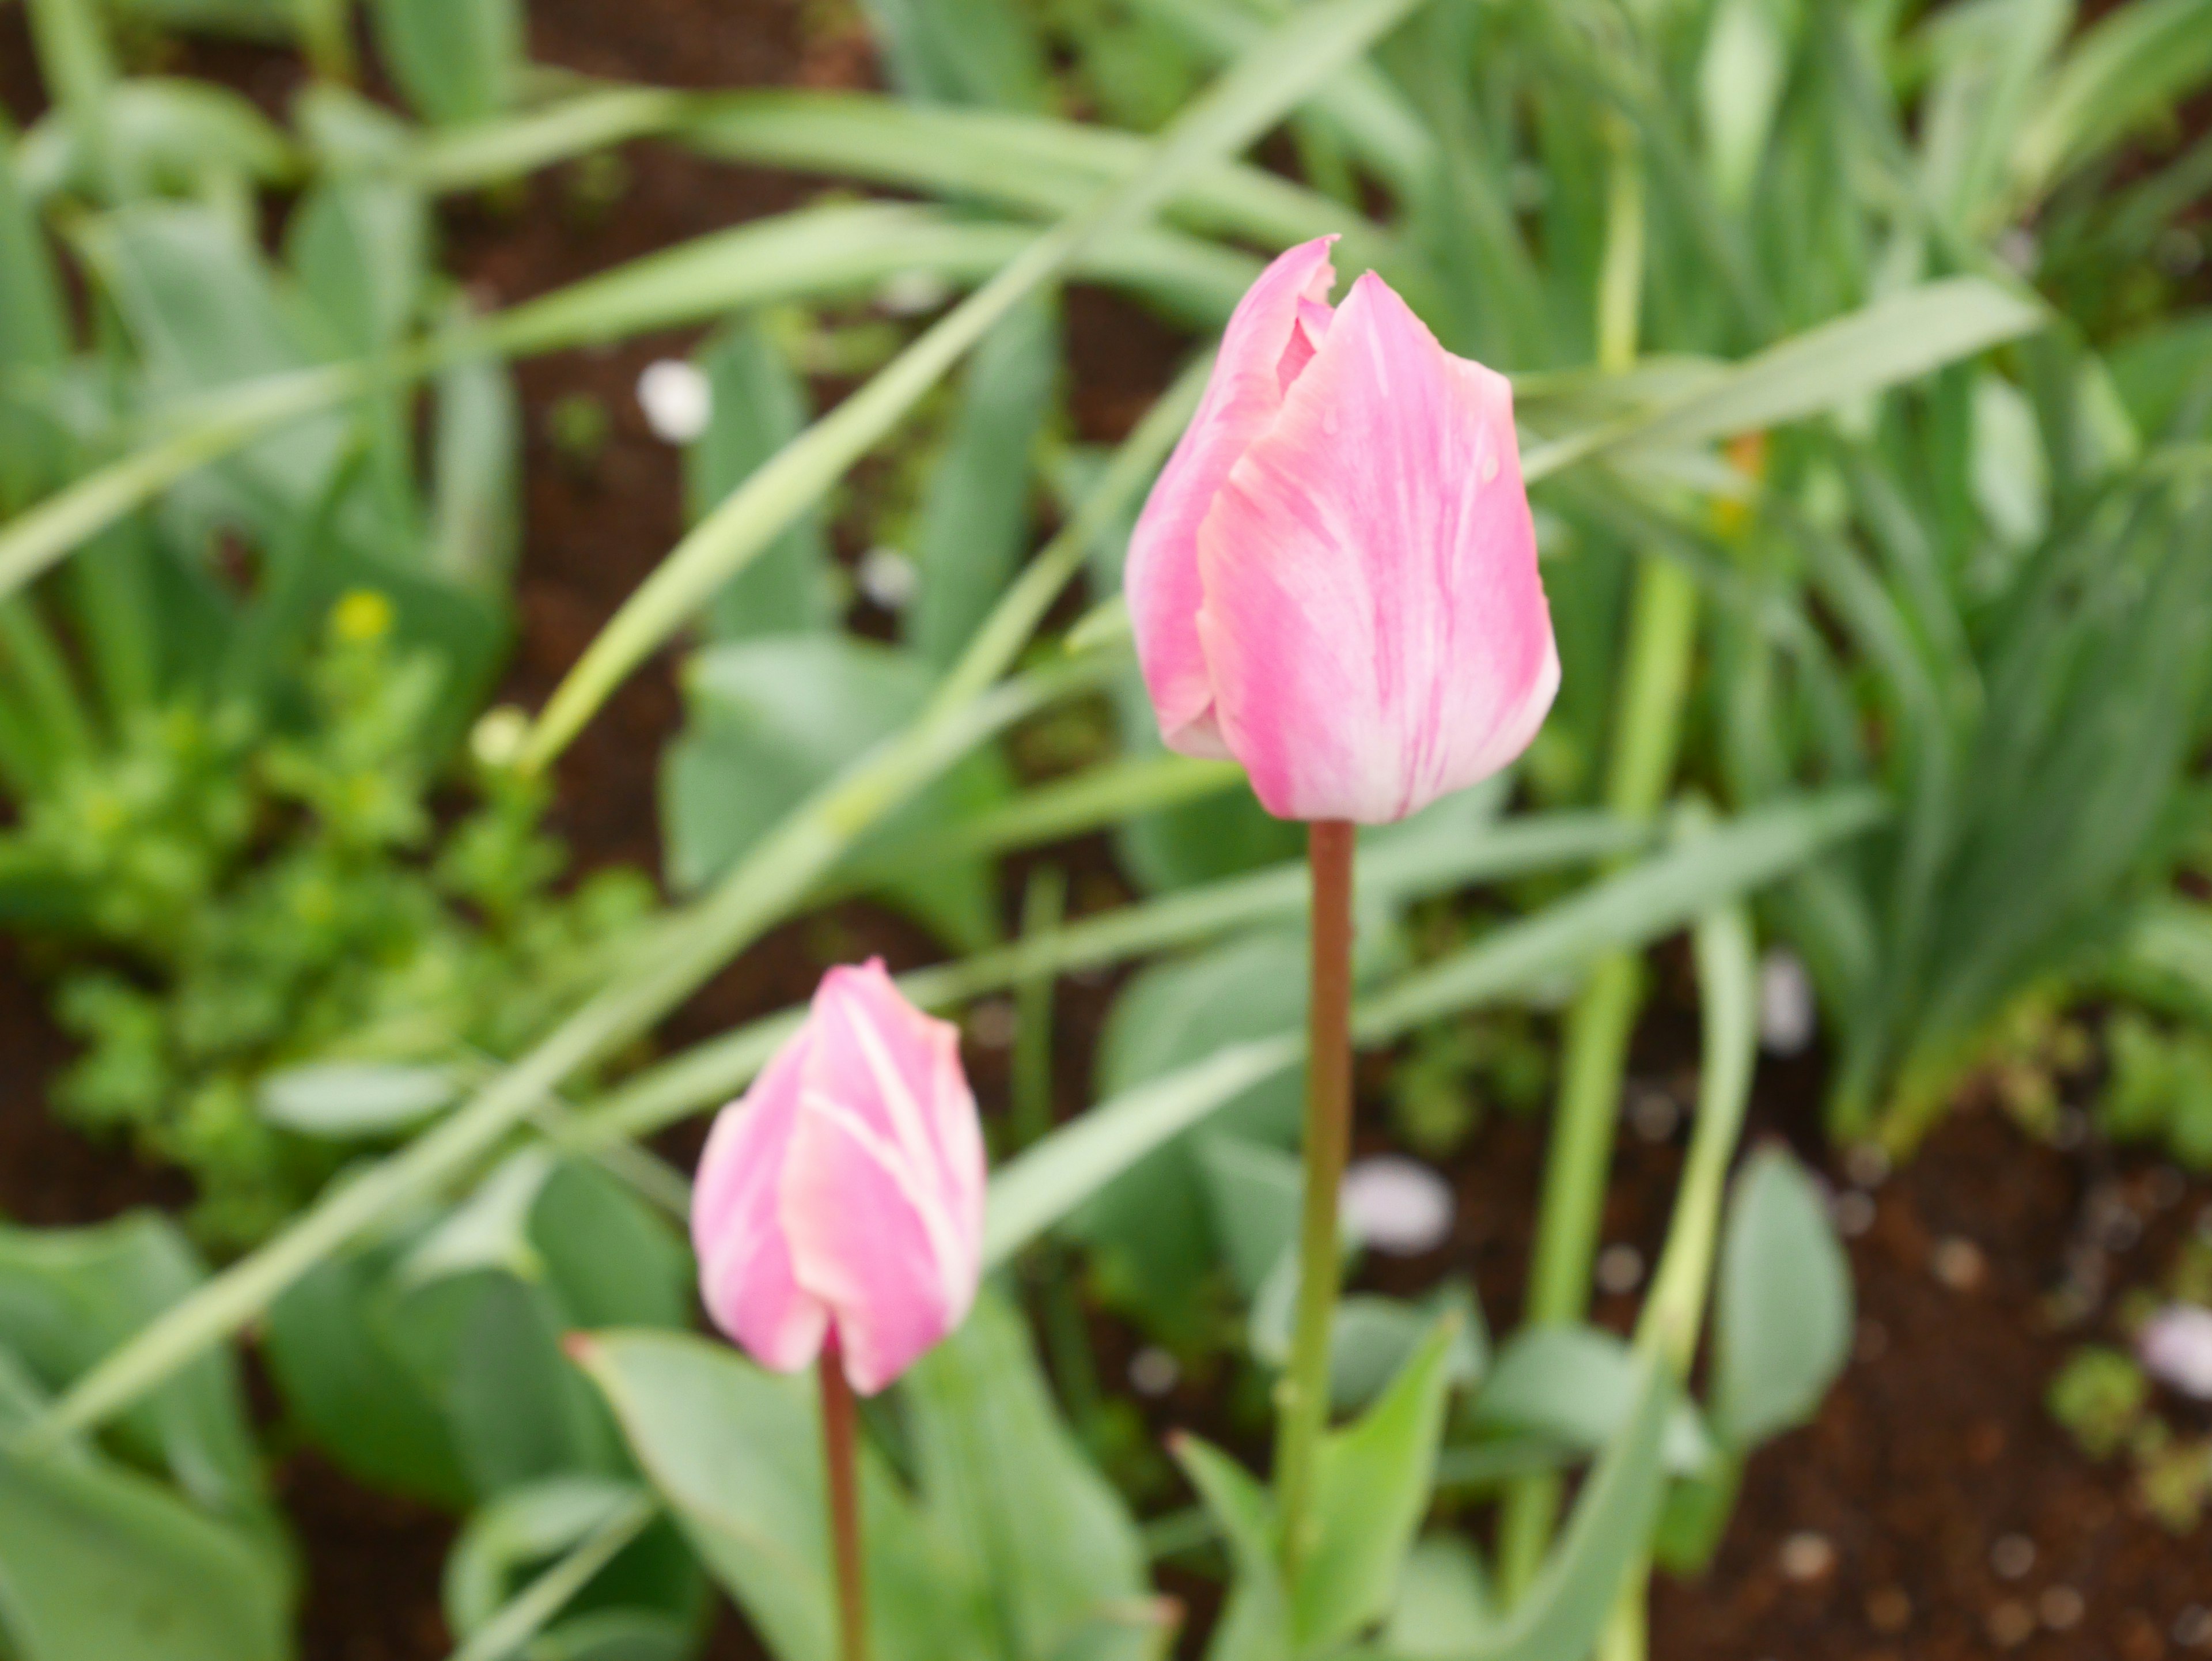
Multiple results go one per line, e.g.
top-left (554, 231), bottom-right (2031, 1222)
top-left (818, 1356), bottom-right (869, 1661)
top-left (1275, 818), bottom-right (1357, 1583)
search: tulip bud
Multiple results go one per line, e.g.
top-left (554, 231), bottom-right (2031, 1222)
top-left (1126, 237), bottom-right (1559, 823)
top-left (691, 960), bottom-right (985, 1394)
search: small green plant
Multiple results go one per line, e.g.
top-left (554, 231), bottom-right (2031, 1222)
top-left (2099, 1011), bottom-right (2212, 1170)
top-left (12, 594), bottom-right (653, 1245)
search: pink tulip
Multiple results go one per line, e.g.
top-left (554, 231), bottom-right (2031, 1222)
top-left (691, 960), bottom-right (985, 1395)
top-left (1125, 236), bottom-right (1559, 824)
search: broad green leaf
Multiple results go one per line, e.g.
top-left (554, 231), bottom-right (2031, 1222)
top-left (1392, 1360), bottom-right (1673, 1661)
top-left (1470, 1327), bottom-right (1713, 1476)
top-left (20, 78), bottom-right (294, 202)
top-left (388, 1268), bottom-right (618, 1497)
top-left (442, 1474), bottom-right (696, 1660)
top-left (369, 0), bottom-right (524, 124)
top-left (1298, 1319), bottom-right (1460, 1650)
top-left (1196, 1134), bottom-right (1304, 1300)
top-left (1380, 1536), bottom-right (1493, 1657)
top-left (903, 1292), bottom-right (1165, 1661)
top-left (80, 202), bottom-right (347, 513)
top-left (1710, 1149), bottom-right (1853, 1448)
top-left (577, 1330), bottom-right (987, 1661)
top-left (661, 635), bottom-right (1011, 949)
top-left (257, 1060), bottom-right (460, 1137)
top-left (529, 1163), bottom-right (693, 1335)
top-left (286, 174), bottom-right (429, 354)
top-left (1077, 931), bottom-right (1308, 1342)
top-left (1169, 1436), bottom-right (1288, 1661)
top-left (0, 1216), bottom-right (264, 1523)
top-left (689, 321), bottom-right (834, 640)
top-left (910, 293), bottom-right (1059, 667)
top-left (264, 1243), bottom-right (471, 1507)
top-left (0, 1444), bottom-right (289, 1661)
top-left (858, 0), bottom-right (1052, 108)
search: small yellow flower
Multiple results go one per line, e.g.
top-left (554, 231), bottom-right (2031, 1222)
top-left (331, 589), bottom-right (395, 643)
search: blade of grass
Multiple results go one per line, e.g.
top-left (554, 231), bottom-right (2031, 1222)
top-left (412, 87), bottom-right (1400, 278)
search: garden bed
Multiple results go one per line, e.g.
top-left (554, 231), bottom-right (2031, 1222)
top-left (1, 2), bottom-right (2209, 1658)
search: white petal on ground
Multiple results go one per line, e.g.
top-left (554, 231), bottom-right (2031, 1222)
top-left (1758, 947), bottom-right (1816, 1055)
top-left (1340, 1155), bottom-right (1455, 1256)
top-left (857, 547), bottom-right (920, 611)
top-left (2138, 1303), bottom-right (2212, 1400)
top-left (637, 359), bottom-right (713, 444)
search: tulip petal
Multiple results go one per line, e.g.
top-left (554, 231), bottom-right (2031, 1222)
top-left (1197, 272), bottom-right (1558, 822)
top-left (1126, 236), bottom-right (1339, 757)
top-left (782, 962), bottom-right (985, 1394)
top-left (692, 1031), bottom-right (832, 1372)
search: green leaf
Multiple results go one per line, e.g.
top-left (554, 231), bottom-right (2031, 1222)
top-left (1404, 1360), bottom-right (1673, 1661)
top-left (529, 1162), bottom-right (693, 1334)
top-left (1297, 1318), bottom-right (1460, 1651)
top-left (1196, 1135), bottom-right (1304, 1301)
top-left (858, 0), bottom-right (1052, 108)
top-left (1078, 931), bottom-right (1308, 1341)
top-left (369, 0), bottom-right (524, 124)
top-left (2014, 0), bottom-right (2212, 195)
top-left (1379, 1536), bottom-right (1493, 1658)
top-left (286, 174), bottom-right (429, 355)
top-left (661, 635), bottom-right (1012, 949)
top-left (1470, 1327), bottom-right (1713, 1475)
top-left (910, 293), bottom-right (1059, 668)
top-left (257, 1061), bottom-right (460, 1137)
top-left (1168, 1436), bottom-right (1287, 1661)
top-left (23, 78), bottom-right (295, 202)
top-left (389, 1268), bottom-right (619, 1497)
top-left (0, 1216), bottom-right (264, 1523)
top-left (0, 1443), bottom-right (289, 1661)
top-left (577, 1330), bottom-right (987, 1661)
top-left (902, 1291), bottom-right (1166, 1661)
top-left (1619, 279), bottom-right (2047, 455)
top-left (689, 321), bottom-right (834, 640)
top-left (263, 1244), bottom-right (471, 1507)
top-left (1710, 1148), bottom-right (1853, 1448)
top-left (441, 1474), bottom-right (696, 1661)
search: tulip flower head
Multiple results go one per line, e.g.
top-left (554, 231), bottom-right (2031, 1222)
top-left (691, 960), bottom-right (985, 1394)
top-left (1126, 237), bottom-right (1559, 823)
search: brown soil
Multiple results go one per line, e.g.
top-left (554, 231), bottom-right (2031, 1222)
top-left (2, 3), bottom-right (2210, 1659)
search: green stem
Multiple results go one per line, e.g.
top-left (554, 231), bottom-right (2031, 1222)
top-left (1275, 819), bottom-right (1356, 1582)
top-left (819, 1355), bottom-right (869, 1661)
top-left (1499, 120), bottom-right (1696, 1606)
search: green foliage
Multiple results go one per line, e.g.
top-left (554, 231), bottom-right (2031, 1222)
top-left (582, 1291), bottom-right (1168, 1661)
top-left (9, 602), bottom-right (651, 1243)
top-left (2098, 1011), bottom-right (2212, 1168)
top-left (2048, 1344), bottom-right (2150, 1459)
